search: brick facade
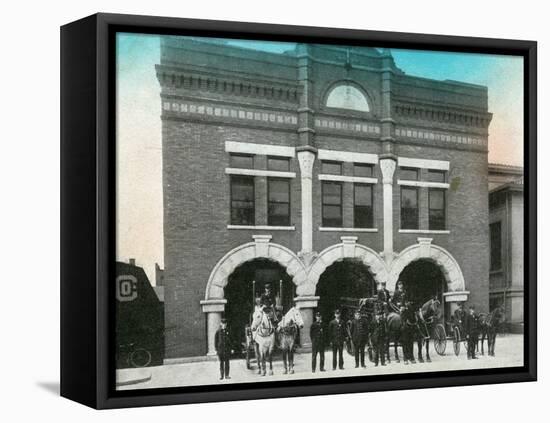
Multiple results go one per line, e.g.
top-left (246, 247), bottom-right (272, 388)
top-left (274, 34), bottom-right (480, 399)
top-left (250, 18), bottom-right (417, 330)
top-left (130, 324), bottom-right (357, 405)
top-left (157, 38), bottom-right (492, 358)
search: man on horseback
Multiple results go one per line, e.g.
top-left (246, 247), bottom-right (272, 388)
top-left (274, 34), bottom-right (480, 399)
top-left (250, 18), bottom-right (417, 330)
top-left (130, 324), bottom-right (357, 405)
top-left (260, 283), bottom-right (278, 323)
top-left (377, 281), bottom-right (391, 314)
top-left (390, 280), bottom-right (407, 313)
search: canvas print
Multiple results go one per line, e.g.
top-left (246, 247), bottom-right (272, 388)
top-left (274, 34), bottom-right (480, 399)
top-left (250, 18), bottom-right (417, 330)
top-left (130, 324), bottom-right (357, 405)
top-left (114, 32), bottom-right (524, 390)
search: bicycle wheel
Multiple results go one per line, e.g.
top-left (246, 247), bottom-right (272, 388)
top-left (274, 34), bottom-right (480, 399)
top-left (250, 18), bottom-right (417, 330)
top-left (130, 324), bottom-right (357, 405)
top-left (130, 348), bottom-right (152, 368)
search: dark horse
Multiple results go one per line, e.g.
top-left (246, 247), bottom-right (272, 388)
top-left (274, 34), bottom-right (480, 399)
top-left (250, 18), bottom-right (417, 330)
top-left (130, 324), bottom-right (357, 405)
top-left (414, 298), bottom-right (441, 363)
top-left (478, 306), bottom-right (505, 356)
top-left (386, 298), bottom-right (441, 363)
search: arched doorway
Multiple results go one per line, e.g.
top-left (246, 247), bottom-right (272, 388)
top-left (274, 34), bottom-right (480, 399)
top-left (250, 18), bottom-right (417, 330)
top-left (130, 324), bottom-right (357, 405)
top-left (397, 259), bottom-right (446, 309)
top-left (316, 258), bottom-right (376, 323)
top-left (225, 258), bottom-right (295, 355)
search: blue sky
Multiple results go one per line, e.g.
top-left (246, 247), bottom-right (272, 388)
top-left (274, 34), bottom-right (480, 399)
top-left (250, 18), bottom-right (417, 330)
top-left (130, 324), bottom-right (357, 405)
top-left (116, 33), bottom-right (524, 282)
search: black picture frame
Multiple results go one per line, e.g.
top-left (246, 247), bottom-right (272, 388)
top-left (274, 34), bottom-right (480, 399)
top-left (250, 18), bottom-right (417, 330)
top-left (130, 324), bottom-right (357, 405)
top-left (60, 12), bottom-right (537, 409)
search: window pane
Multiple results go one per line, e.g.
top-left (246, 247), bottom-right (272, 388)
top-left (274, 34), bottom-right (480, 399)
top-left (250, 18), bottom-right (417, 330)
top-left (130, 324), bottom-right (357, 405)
top-left (490, 222), bottom-right (502, 271)
top-left (400, 167), bottom-right (418, 181)
top-left (401, 187), bottom-right (418, 229)
top-left (267, 157), bottom-right (290, 172)
top-left (354, 163), bottom-right (373, 177)
top-left (401, 188), bottom-right (418, 208)
top-left (230, 154), bottom-right (254, 169)
top-left (321, 161), bottom-right (342, 175)
top-left (322, 205), bottom-right (342, 227)
top-left (429, 189), bottom-right (445, 209)
top-left (354, 184), bottom-right (372, 206)
top-left (323, 182), bottom-right (342, 205)
top-left (268, 179), bottom-right (290, 203)
top-left (354, 206), bottom-right (373, 228)
top-left (231, 177), bottom-right (254, 201)
top-left (231, 176), bottom-right (254, 225)
top-left (428, 170), bottom-right (446, 183)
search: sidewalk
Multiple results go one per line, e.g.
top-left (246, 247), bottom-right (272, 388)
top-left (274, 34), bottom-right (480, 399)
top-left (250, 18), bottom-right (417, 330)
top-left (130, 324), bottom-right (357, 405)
top-left (117, 334), bottom-right (524, 390)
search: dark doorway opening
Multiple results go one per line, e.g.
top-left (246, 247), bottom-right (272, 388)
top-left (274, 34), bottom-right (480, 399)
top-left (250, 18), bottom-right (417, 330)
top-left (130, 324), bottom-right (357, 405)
top-left (224, 258), bottom-right (294, 355)
top-left (398, 259), bottom-right (446, 311)
top-left (316, 258), bottom-right (376, 323)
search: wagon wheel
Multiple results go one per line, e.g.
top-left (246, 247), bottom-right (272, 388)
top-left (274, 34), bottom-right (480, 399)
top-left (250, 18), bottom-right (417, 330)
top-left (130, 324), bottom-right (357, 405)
top-left (453, 326), bottom-right (461, 356)
top-left (433, 324), bottom-right (447, 356)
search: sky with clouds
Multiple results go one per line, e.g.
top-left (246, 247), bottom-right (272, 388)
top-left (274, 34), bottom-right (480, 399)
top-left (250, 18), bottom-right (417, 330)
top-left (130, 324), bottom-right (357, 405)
top-left (116, 33), bottom-right (524, 283)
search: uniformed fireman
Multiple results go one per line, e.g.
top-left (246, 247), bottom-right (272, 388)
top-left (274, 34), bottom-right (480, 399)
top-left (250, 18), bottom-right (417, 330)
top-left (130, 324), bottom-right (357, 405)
top-left (310, 311), bottom-right (326, 373)
top-left (328, 309), bottom-right (346, 370)
top-left (377, 282), bottom-right (391, 314)
top-left (349, 309), bottom-right (369, 368)
top-left (214, 318), bottom-right (231, 380)
top-left (390, 280), bottom-right (407, 313)
top-left (371, 311), bottom-right (388, 366)
top-left (464, 305), bottom-right (480, 360)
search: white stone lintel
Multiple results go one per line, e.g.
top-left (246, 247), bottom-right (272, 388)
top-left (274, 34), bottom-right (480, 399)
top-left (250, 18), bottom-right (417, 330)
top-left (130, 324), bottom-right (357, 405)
top-left (225, 141), bottom-right (295, 157)
top-left (294, 296), bottom-right (320, 309)
top-left (341, 236), bottom-right (358, 244)
top-left (319, 174), bottom-right (378, 184)
top-left (319, 227), bottom-right (378, 233)
top-left (318, 149), bottom-right (378, 164)
top-left (225, 168), bottom-right (296, 178)
top-left (398, 156), bottom-right (450, 171)
top-left (443, 291), bottom-right (470, 303)
top-left (397, 180), bottom-right (450, 189)
top-left (252, 234), bottom-right (272, 243)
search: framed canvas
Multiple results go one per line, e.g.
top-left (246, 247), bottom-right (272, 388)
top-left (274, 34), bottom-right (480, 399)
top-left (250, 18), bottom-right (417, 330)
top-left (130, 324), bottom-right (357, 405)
top-left (60, 13), bottom-right (537, 409)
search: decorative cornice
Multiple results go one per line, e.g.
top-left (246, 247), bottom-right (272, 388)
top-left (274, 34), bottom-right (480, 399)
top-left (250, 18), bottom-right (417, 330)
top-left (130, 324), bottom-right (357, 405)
top-left (395, 127), bottom-right (486, 147)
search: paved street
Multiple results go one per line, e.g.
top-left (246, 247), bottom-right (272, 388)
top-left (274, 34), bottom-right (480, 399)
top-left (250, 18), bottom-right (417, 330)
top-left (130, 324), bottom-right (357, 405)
top-left (117, 334), bottom-right (524, 390)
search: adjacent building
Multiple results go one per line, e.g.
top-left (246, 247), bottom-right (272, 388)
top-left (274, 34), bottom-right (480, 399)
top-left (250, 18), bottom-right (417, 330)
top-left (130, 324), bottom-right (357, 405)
top-left (156, 38), bottom-right (492, 359)
top-left (488, 163), bottom-right (524, 333)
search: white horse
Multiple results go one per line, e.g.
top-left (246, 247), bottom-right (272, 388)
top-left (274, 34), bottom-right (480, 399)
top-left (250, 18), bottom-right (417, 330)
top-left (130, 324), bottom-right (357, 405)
top-left (251, 310), bottom-right (276, 376)
top-left (277, 307), bottom-right (304, 374)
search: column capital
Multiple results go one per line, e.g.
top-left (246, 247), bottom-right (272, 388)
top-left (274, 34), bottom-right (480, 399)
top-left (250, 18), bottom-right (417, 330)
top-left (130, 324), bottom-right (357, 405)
top-left (379, 157), bottom-right (396, 185)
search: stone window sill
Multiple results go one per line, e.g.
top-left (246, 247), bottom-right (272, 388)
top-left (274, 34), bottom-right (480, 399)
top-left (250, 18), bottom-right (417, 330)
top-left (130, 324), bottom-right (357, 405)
top-left (319, 227), bottom-right (378, 232)
top-left (398, 229), bottom-right (450, 234)
top-left (227, 225), bottom-right (295, 231)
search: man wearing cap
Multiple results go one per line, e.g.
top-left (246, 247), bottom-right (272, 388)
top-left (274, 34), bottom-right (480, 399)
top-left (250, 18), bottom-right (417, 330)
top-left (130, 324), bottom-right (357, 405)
top-left (401, 301), bottom-right (417, 365)
top-left (349, 309), bottom-right (369, 368)
top-left (328, 309), bottom-right (346, 370)
top-left (371, 311), bottom-right (387, 366)
top-left (214, 318), bottom-right (231, 380)
top-left (310, 311), bottom-right (326, 373)
top-left (260, 284), bottom-right (275, 310)
top-left (464, 305), bottom-right (480, 360)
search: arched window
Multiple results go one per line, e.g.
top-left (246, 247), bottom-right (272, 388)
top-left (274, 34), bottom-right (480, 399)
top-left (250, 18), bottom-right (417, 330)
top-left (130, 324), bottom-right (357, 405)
top-left (326, 84), bottom-right (370, 112)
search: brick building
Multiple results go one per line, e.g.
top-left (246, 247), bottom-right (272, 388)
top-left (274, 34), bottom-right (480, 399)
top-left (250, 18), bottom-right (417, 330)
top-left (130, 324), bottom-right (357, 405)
top-left (156, 38), bottom-right (492, 359)
top-left (488, 163), bottom-right (524, 333)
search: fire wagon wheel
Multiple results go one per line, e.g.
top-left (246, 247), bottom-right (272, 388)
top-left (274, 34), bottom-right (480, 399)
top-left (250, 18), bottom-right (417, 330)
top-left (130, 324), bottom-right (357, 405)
top-left (433, 324), bottom-right (447, 356)
top-left (453, 326), bottom-right (461, 356)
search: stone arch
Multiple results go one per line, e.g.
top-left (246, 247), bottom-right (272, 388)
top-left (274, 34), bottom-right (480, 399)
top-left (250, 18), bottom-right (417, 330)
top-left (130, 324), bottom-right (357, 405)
top-left (205, 236), bottom-right (308, 300)
top-left (387, 239), bottom-right (465, 293)
top-left (305, 237), bottom-right (389, 297)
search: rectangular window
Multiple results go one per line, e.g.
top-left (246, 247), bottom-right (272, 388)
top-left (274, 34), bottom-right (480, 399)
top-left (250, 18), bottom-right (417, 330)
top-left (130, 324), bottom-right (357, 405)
top-left (267, 156), bottom-right (290, 172)
top-left (268, 178), bottom-right (290, 226)
top-left (321, 161), bottom-right (342, 175)
top-left (322, 182), bottom-right (343, 227)
top-left (400, 167), bottom-right (418, 181)
top-left (401, 187), bottom-right (419, 229)
top-left (354, 184), bottom-right (373, 228)
top-left (427, 169), bottom-right (447, 183)
top-left (230, 176), bottom-right (255, 225)
top-left (429, 189), bottom-right (446, 230)
top-left (354, 163), bottom-right (373, 177)
top-left (230, 153), bottom-right (254, 169)
top-left (490, 222), bottom-right (502, 271)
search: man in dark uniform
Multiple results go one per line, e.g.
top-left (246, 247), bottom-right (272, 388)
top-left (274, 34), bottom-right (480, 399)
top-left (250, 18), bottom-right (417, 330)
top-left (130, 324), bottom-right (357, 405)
top-left (390, 280), bottom-right (407, 313)
top-left (214, 318), bottom-right (231, 380)
top-left (328, 309), bottom-right (346, 370)
top-left (349, 309), bottom-right (369, 368)
top-left (377, 282), bottom-right (391, 314)
top-left (310, 311), bottom-right (326, 373)
top-left (453, 302), bottom-right (467, 327)
top-left (401, 301), bottom-right (417, 365)
top-left (371, 311), bottom-right (387, 366)
top-left (464, 305), bottom-right (479, 360)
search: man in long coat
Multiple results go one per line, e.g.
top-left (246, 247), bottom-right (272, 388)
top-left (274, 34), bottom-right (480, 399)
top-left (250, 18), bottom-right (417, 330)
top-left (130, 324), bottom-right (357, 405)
top-left (215, 318), bottom-right (231, 380)
top-left (464, 305), bottom-right (480, 359)
top-left (328, 309), bottom-right (346, 370)
top-left (310, 311), bottom-right (326, 373)
top-left (349, 309), bottom-right (369, 368)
